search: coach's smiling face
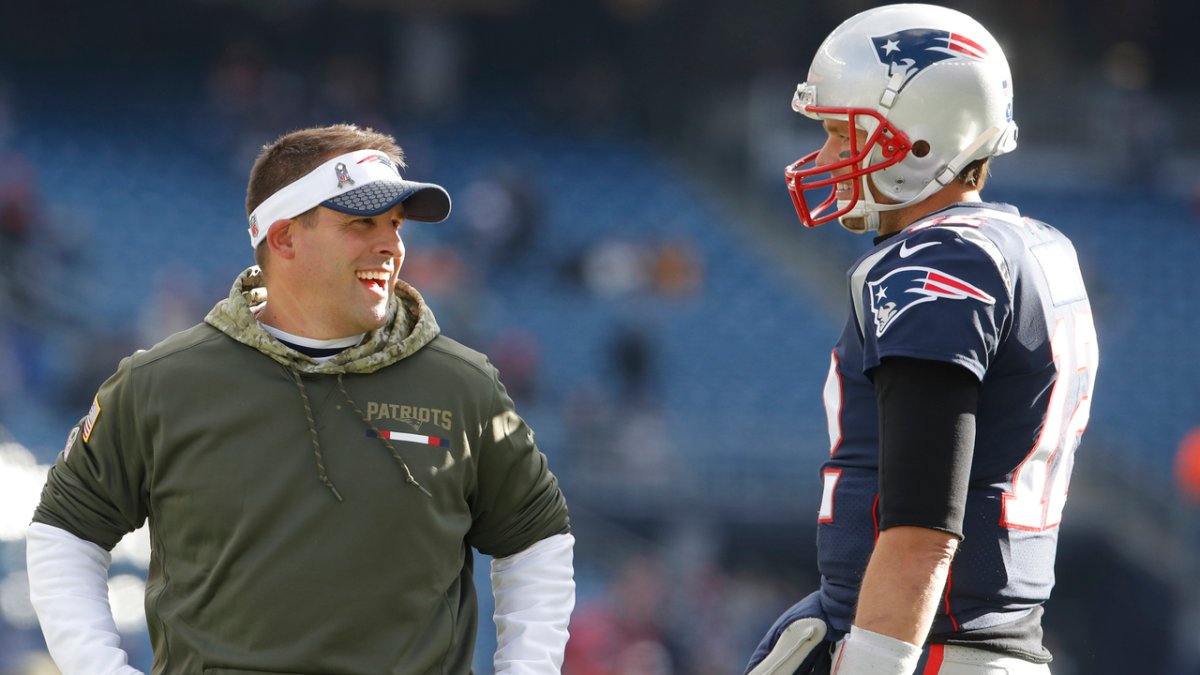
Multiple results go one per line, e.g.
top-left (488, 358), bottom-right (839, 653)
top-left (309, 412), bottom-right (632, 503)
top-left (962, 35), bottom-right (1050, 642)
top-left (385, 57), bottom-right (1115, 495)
top-left (259, 202), bottom-right (406, 339)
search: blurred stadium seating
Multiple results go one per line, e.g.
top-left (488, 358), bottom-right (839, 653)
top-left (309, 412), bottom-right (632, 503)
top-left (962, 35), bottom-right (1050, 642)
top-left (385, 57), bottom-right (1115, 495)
top-left (1, 2), bottom-right (1199, 674)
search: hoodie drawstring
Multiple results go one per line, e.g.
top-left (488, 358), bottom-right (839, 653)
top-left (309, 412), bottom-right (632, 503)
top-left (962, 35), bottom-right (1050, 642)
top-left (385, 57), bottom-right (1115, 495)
top-left (336, 374), bottom-right (433, 499)
top-left (287, 369), bottom-right (344, 502)
top-left (286, 370), bottom-right (434, 501)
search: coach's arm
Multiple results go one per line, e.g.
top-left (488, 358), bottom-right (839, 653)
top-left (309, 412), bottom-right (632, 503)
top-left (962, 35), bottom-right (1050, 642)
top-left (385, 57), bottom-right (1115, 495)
top-left (27, 522), bottom-right (144, 675)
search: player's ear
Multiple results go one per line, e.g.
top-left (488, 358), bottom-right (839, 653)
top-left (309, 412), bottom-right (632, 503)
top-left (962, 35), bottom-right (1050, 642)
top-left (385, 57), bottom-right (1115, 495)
top-left (265, 219), bottom-right (297, 260)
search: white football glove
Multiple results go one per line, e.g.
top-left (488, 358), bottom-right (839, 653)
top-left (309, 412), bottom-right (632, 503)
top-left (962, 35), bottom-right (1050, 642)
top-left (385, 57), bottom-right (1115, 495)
top-left (744, 591), bottom-right (834, 675)
top-left (750, 617), bottom-right (829, 675)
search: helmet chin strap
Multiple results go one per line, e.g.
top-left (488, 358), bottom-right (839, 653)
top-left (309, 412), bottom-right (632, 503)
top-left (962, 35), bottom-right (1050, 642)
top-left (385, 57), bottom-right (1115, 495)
top-left (835, 177), bottom-right (906, 234)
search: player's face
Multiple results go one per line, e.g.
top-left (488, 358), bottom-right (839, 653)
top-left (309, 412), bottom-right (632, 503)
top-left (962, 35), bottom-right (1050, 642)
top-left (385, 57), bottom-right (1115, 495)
top-left (815, 120), bottom-right (867, 190)
top-left (288, 204), bottom-right (406, 337)
top-left (816, 119), bottom-right (877, 232)
top-left (816, 120), bottom-right (902, 234)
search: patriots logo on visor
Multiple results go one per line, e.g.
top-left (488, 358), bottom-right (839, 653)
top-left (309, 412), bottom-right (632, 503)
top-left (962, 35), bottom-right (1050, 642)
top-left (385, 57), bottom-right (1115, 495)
top-left (871, 28), bottom-right (988, 93)
top-left (357, 153), bottom-right (396, 173)
top-left (868, 266), bottom-right (995, 337)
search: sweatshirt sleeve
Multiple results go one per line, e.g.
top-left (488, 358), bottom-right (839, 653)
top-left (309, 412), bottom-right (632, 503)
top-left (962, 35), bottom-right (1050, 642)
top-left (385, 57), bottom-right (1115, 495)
top-left (466, 367), bottom-right (570, 559)
top-left (32, 356), bottom-right (149, 550)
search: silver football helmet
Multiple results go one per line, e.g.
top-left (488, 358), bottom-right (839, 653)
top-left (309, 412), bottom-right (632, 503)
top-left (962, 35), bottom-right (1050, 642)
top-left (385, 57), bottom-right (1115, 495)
top-left (786, 4), bottom-right (1019, 233)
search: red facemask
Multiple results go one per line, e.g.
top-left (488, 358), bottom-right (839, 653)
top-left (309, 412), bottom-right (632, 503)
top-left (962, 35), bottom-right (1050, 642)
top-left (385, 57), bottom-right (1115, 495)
top-left (784, 107), bottom-right (912, 228)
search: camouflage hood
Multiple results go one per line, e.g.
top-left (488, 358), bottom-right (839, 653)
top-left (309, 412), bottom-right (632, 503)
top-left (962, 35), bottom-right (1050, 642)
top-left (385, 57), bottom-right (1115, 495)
top-left (205, 266), bottom-right (440, 375)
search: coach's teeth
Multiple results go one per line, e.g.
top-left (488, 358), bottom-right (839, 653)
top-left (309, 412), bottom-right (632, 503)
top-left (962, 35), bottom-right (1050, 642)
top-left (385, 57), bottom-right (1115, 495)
top-left (356, 271), bottom-right (390, 281)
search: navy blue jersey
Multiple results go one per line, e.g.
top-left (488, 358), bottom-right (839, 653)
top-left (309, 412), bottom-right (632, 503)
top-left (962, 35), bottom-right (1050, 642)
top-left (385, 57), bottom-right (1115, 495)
top-left (816, 203), bottom-right (1098, 655)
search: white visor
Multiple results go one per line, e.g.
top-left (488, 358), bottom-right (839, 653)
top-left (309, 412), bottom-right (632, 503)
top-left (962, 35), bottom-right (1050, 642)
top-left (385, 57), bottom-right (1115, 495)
top-left (247, 149), bottom-right (451, 249)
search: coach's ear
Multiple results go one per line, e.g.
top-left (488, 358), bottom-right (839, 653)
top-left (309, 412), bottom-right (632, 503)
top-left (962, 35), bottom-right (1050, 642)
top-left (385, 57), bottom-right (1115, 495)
top-left (265, 219), bottom-right (297, 260)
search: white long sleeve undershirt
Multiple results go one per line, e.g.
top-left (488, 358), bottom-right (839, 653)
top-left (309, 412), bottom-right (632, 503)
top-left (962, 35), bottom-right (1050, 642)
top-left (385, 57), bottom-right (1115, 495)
top-left (491, 532), bottom-right (576, 674)
top-left (26, 522), bottom-right (144, 675)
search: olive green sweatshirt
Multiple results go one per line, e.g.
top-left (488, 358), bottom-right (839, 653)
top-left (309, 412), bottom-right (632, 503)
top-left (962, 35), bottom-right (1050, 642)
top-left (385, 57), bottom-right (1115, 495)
top-left (33, 267), bottom-right (571, 675)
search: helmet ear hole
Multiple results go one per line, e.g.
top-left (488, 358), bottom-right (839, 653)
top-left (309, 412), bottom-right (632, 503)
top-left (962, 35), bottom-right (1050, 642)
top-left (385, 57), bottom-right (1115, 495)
top-left (912, 141), bottom-right (931, 158)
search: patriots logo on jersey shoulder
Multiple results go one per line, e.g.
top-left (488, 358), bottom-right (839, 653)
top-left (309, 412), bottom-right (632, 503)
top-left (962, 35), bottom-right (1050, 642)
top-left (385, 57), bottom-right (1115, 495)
top-left (871, 28), bottom-right (988, 93)
top-left (868, 266), bottom-right (995, 337)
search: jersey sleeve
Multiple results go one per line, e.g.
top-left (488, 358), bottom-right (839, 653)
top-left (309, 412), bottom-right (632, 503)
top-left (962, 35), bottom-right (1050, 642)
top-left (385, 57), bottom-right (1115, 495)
top-left (466, 365), bottom-right (570, 559)
top-left (32, 356), bottom-right (150, 551)
top-left (857, 226), bottom-right (1012, 380)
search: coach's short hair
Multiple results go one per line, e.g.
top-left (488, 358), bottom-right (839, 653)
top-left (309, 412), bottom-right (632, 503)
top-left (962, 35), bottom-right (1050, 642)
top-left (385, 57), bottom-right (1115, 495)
top-left (246, 124), bottom-right (406, 268)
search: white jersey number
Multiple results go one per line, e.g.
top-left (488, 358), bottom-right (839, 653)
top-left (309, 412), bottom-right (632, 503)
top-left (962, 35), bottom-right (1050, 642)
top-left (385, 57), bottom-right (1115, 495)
top-left (1001, 310), bottom-right (1098, 530)
top-left (1001, 235), bottom-right (1099, 531)
top-left (818, 351), bottom-right (843, 521)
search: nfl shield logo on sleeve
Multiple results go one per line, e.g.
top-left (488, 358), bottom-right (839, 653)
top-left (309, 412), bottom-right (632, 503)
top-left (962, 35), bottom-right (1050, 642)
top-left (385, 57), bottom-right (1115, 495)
top-left (62, 426), bottom-right (80, 460)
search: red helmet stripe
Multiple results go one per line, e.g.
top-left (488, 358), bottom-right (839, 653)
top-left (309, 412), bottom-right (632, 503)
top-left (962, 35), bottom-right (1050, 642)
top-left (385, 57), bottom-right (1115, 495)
top-left (947, 32), bottom-right (988, 59)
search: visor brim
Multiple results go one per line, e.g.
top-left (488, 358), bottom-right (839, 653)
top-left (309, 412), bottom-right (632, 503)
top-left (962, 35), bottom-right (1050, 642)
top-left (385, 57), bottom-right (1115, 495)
top-left (322, 180), bottom-right (452, 223)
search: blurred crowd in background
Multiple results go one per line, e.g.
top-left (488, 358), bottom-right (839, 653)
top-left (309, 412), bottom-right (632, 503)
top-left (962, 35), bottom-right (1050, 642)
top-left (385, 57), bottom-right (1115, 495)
top-left (0, 1), bottom-right (1199, 674)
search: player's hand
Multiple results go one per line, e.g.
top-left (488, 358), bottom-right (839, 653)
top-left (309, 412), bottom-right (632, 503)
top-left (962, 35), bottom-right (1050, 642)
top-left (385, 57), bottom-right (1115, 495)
top-left (744, 591), bottom-right (833, 675)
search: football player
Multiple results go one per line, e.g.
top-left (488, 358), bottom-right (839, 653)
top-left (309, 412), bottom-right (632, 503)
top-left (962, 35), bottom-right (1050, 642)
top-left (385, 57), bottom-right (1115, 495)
top-left (745, 5), bottom-right (1098, 674)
